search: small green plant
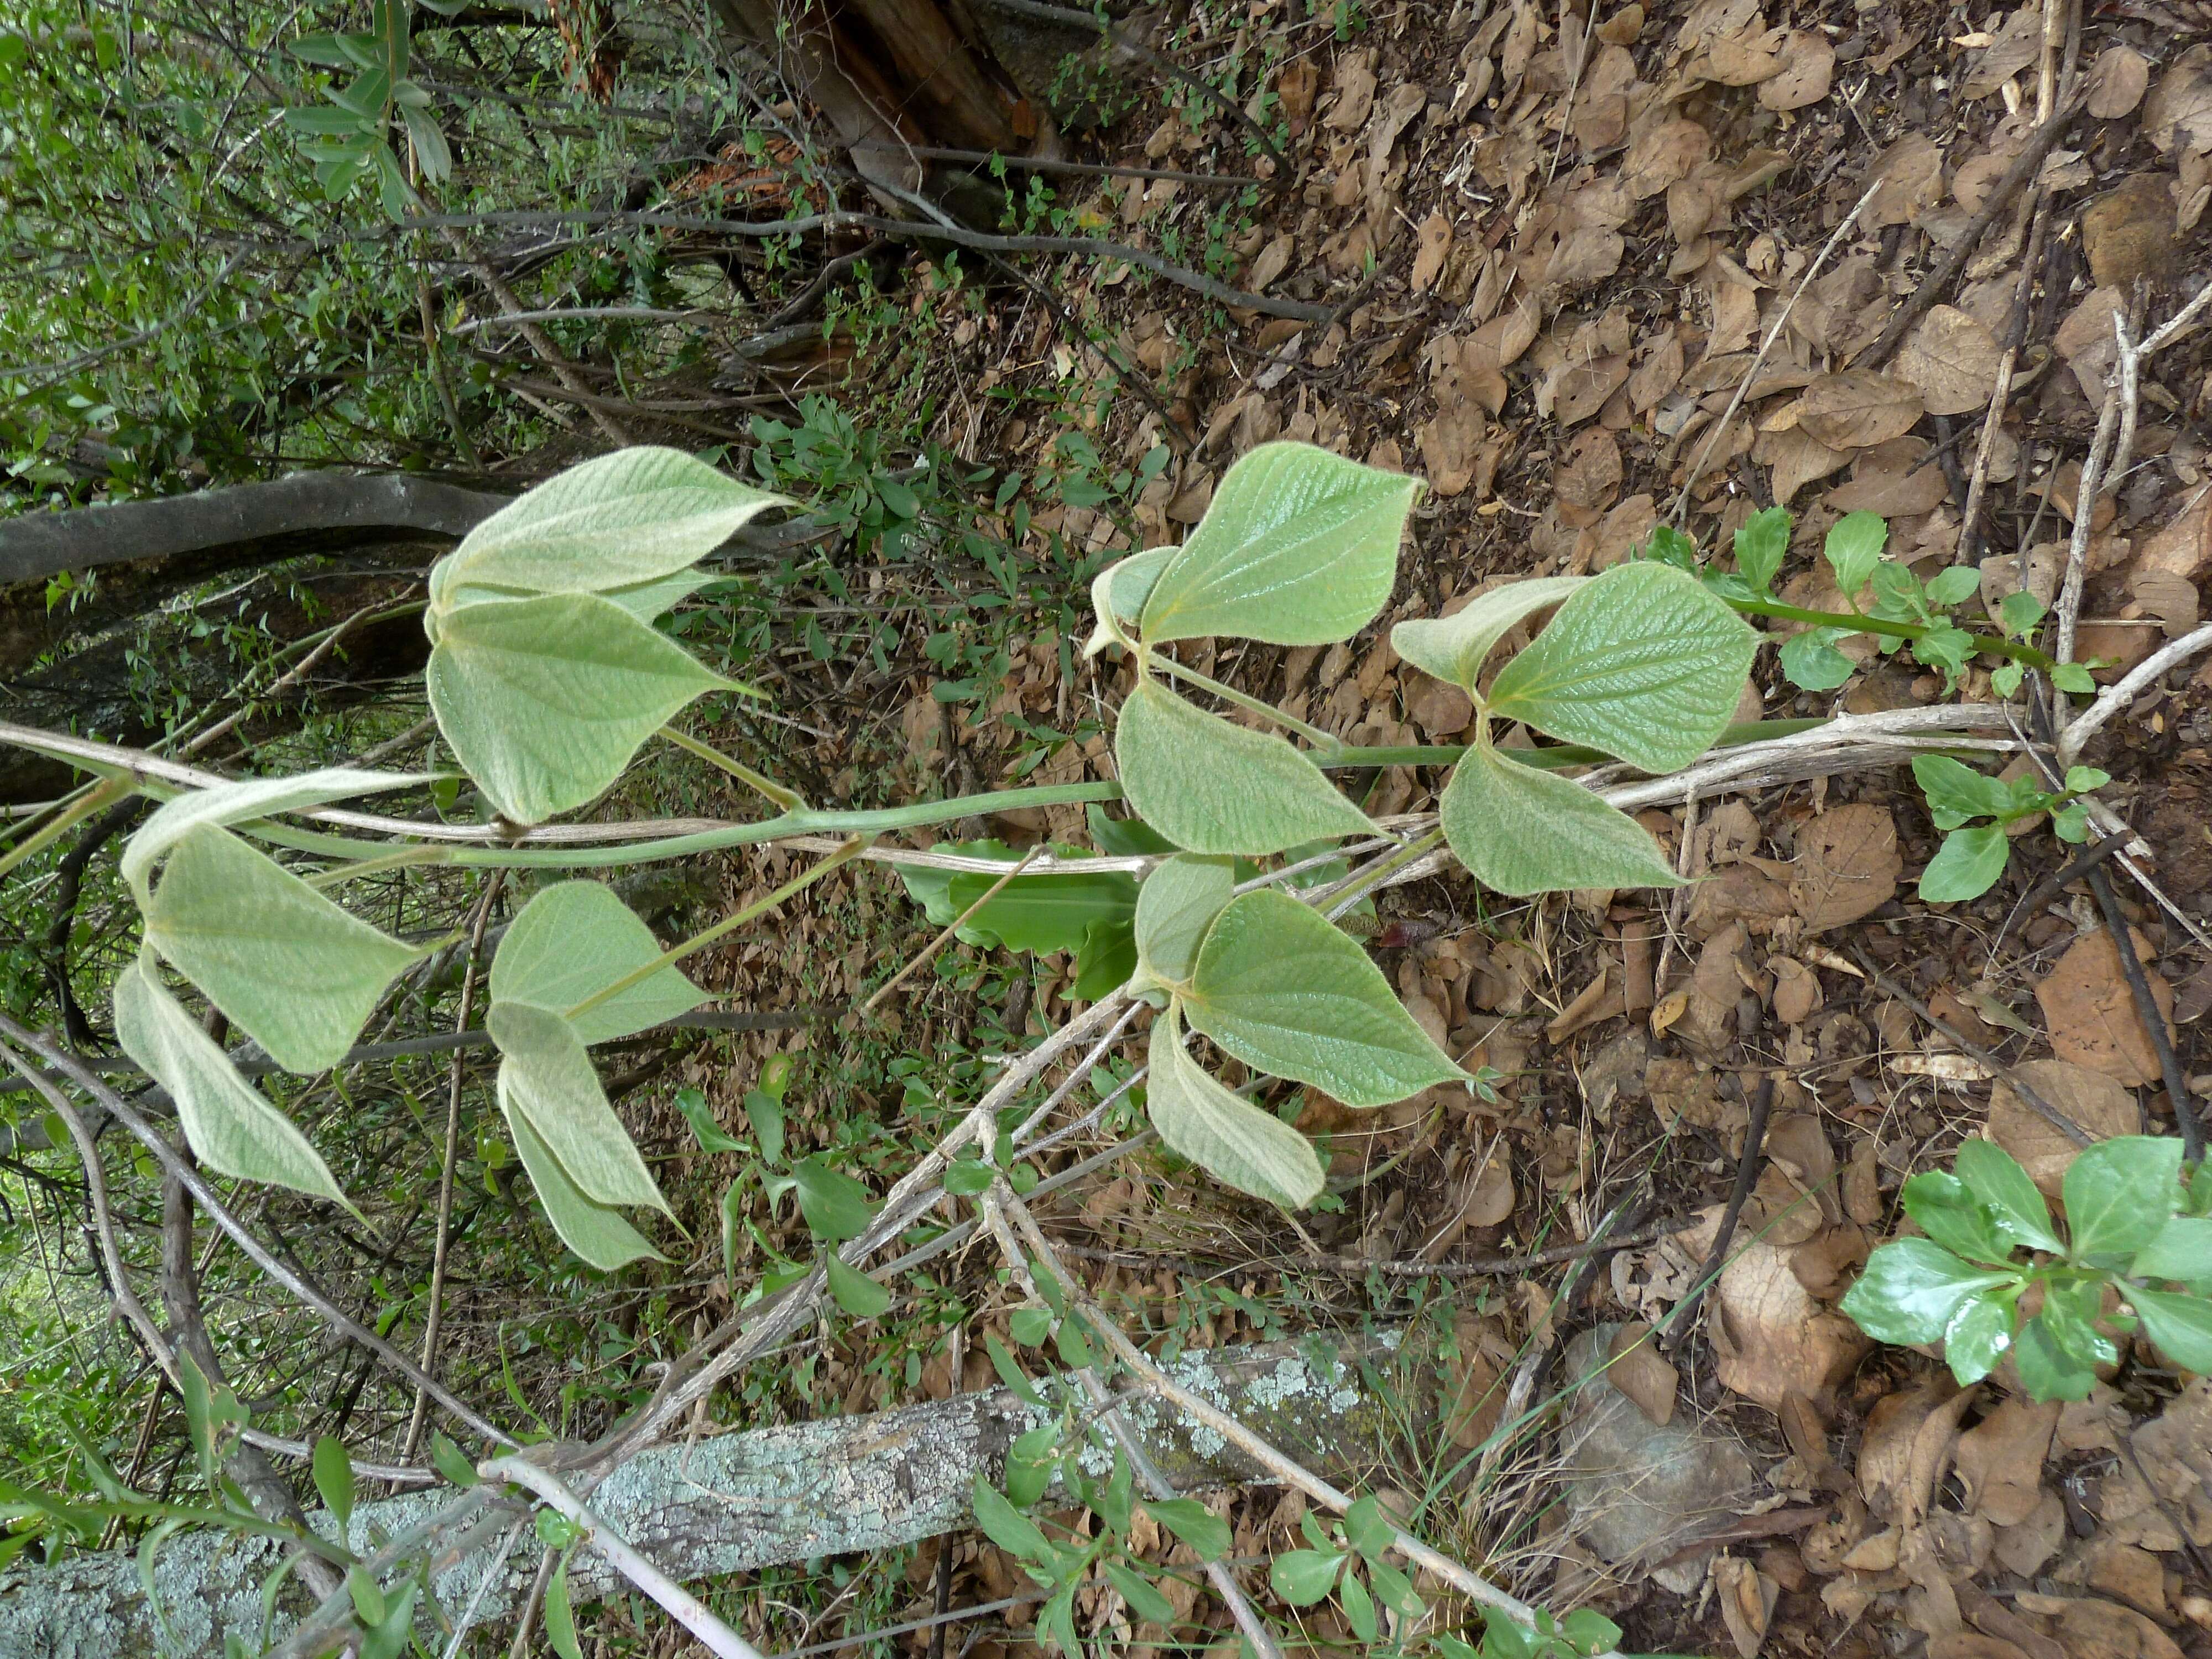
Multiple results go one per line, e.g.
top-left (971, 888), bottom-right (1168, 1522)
top-left (1437, 1605), bottom-right (1641, 1659)
top-left (1840, 1135), bottom-right (2212, 1401)
top-left (1911, 754), bottom-right (2108, 902)
top-left (1270, 1494), bottom-right (1426, 1642)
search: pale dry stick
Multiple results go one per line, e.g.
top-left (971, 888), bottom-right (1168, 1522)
top-left (865, 845), bottom-right (1044, 1014)
top-left (1671, 177), bottom-right (1884, 524)
top-left (2037, 0), bottom-right (2066, 121)
top-left (483, 1454), bottom-right (768, 1659)
top-left (0, 1012), bottom-right (516, 1447)
top-left (2109, 282), bottom-right (2212, 503)
top-left (1955, 204), bottom-right (2050, 564)
top-left (2059, 620), bottom-right (2212, 768)
top-left (1651, 785), bottom-right (1698, 1006)
top-left (440, 226), bottom-right (634, 446)
top-left (1011, 998), bottom-right (1144, 1142)
top-left (506, 1548), bottom-right (561, 1659)
top-left (402, 870), bottom-right (506, 1463)
top-left (439, 1517), bottom-right (526, 1659)
top-left (994, 1197), bottom-right (1559, 1640)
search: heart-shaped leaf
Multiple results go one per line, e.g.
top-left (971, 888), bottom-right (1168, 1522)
top-left (123, 768), bottom-right (431, 902)
top-left (1085, 546), bottom-right (1178, 656)
top-left (505, 1107), bottom-right (662, 1272)
top-left (491, 881), bottom-right (705, 1044)
top-left (1439, 743), bottom-right (1682, 896)
top-left (1391, 576), bottom-right (1585, 693)
top-left (1134, 854), bottom-right (1238, 987)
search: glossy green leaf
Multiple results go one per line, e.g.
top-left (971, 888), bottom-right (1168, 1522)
top-left (1925, 566), bottom-right (1982, 608)
top-left (1777, 625), bottom-right (1855, 691)
top-left (2011, 1312), bottom-right (2098, 1401)
top-left (1269, 1547), bottom-right (1344, 1605)
top-left (1085, 545), bottom-right (1177, 656)
top-left (2039, 1275), bottom-right (2121, 1370)
top-left (1141, 1497), bottom-right (1230, 1561)
top-left (491, 881), bottom-right (705, 1044)
top-left (489, 1002), bottom-right (669, 1213)
top-left (1343, 1495), bottom-right (1395, 1560)
top-left (945, 867), bottom-right (1137, 958)
top-left (1073, 916), bottom-right (1138, 1000)
top-left (1485, 562), bottom-right (1756, 770)
top-left (1184, 890), bottom-right (1465, 1106)
top-left (1134, 854), bottom-right (1237, 987)
top-left (1918, 826), bottom-right (2010, 902)
top-left (505, 1108), bottom-right (662, 1272)
top-left (2127, 1284), bottom-right (2212, 1373)
top-left (436, 446), bottom-right (788, 599)
top-left (1114, 679), bottom-right (1372, 856)
top-left (1912, 755), bottom-right (2015, 823)
top-left (1390, 576), bottom-right (1585, 693)
top-left (312, 1437), bottom-right (355, 1536)
top-left (1902, 1171), bottom-right (2015, 1265)
top-left (1146, 1005), bottom-right (1324, 1208)
top-left (2064, 1134), bottom-right (2182, 1264)
top-left (1732, 505), bottom-right (1791, 593)
top-left (1140, 442), bottom-right (1416, 645)
top-left (426, 592), bottom-right (728, 825)
top-left (114, 958), bottom-right (359, 1215)
top-left (1824, 510), bottom-right (1888, 599)
top-left (430, 1434), bottom-right (477, 1488)
top-left (1839, 1238), bottom-right (2019, 1344)
top-left (1438, 743), bottom-right (1682, 897)
top-left (1954, 1140), bottom-right (2063, 1255)
top-left (123, 768), bottom-right (431, 902)
top-left (790, 1155), bottom-right (877, 1244)
top-left (1941, 1293), bottom-right (2015, 1385)
top-left (2133, 1215), bottom-right (2212, 1287)
top-left (825, 1253), bottom-right (891, 1318)
top-left (143, 825), bottom-right (425, 1073)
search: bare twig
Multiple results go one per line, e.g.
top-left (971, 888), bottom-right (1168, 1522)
top-left (2085, 865), bottom-right (2203, 1161)
top-left (440, 225), bottom-right (634, 445)
top-left (2058, 619), bottom-right (2212, 767)
top-left (1662, 1074), bottom-right (1773, 1355)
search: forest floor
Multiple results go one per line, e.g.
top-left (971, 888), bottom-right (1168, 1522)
top-left (613, 2), bottom-right (2212, 1657)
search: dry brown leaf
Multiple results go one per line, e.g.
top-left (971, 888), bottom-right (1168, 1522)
top-left (1824, 438), bottom-right (1952, 517)
top-left (1714, 1556), bottom-right (1778, 1658)
top-left (1246, 232), bottom-right (1295, 293)
top-left (1790, 1222), bottom-right (1869, 1299)
top-left (1442, 1313), bottom-right (1504, 1448)
top-left (1368, 83), bottom-right (1428, 173)
top-left (1606, 1322), bottom-right (1679, 1426)
top-left (1324, 49), bottom-right (1377, 132)
top-left (1546, 354), bottom-right (1633, 426)
top-left (2143, 42), bottom-right (2212, 155)
top-left (1277, 56), bottom-right (1320, 128)
top-left (1960, 6), bottom-right (2044, 101)
top-left (1896, 306), bottom-right (2004, 416)
top-left (1627, 328), bottom-right (1686, 410)
top-left (2082, 174), bottom-right (2179, 290)
top-left (1790, 803), bottom-right (1901, 931)
top-left (2035, 925), bottom-right (2174, 1088)
top-left (1797, 371), bottom-right (1926, 450)
top-left (1410, 210), bottom-right (1453, 294)
top-left (1464, 1151), bottom-right (1516, 1227)
top-left (1554, 430), bottom-right (1623, 525)
top-left (1405, 677), bottom-right (1475, 739)
top-left (1756, 425), bottom-right (1855, 506)
top-left (1861, 1383), bottom-right (1976, 1529)
top-left (1867, 133), bottom-right (1945, 227)
top-left (1711, 1239), bottom-right (1870, 1410)
top-left (2085, 45), bottom-right (2151, 119)
top-left (1954, 1397), bottom-right (2059, 1526)
top-left (1986, 1060), bottom-right (2140, 1195)
top-left (1704, 25), bottom-right (1787, 85)
top-left (2047, 1599), bottom-right (2187, 1659)
top-left (2128, 488), bottom-right (2212, 584)
top-left (1620, 116), bottom-right (1712, 199)
top-left (2055, 285), bottom-right (2126, 400)
top-left (1771, 957), bottom-right (1823, 1024)
top-left (1760, 30), bottom-right (1834, 109)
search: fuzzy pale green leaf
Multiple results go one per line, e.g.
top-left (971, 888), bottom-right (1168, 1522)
top-left (505, 1107), bottom-right (664, 1272)
top-left (1390, 576), bottom-right (1585, 693)
top-left (142, 825), bottom-right (425, 1072)
top-left (1134, 854), bottom-right (1237, 988)
top-left (1485, 562), bottom-right (1757, 770)
top-left (1438, 744), bottom-right (1682, 897)
top-left (1085, 546), bottom-right (1177, 656)
top-left (1139, 443), bottom-right (1416, 646)
top-left (1146, 1004), bottom-right (1324, 1208)
top-left (114, 958), bottom-right (359, 1215)
top-left (1114, 679), bottom-right (1372, 856)
top-left (1183, 890), bottom-right (1464, 1107)
top-left (491, 881), bottom-right (706, 1044)
top-left (489, 1001), bottom-right (670, 1214)
top-left (123, 768), bottom-right (431, 901)
top-left (426, 591), bottom-right (728, 825)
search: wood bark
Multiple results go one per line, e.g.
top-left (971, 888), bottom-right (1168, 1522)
top-left (0, 1337), bottom-right (1405, 1658)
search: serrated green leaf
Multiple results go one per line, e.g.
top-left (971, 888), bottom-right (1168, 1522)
top-left (1114, 679), bottom-right (1372, 856)
top-left (1941, 1293), bottom-right (2015, 1385)
top-left (1269, 1547), bottom-right (1344, 1605)
top-left (1824, 510), bottom-right (1887, 599)
top-left (1484, 562), bottom-right (1756, 770)
top-left (491, 881), bottom-right (706, 1044)
top-left (489, 1002), bottom-right (668, 1213)
top-left (2064, 1135), bottom-right (2182, 1264)
top-left (1085, 546), bottom-right (1177, 656)
top-left (1145, 1004), bottom-right (1324, 1208)
top-left (123, 768), bottom-right (431, 902)
top-left (114, 959), bottom-right (359, 1215)
top-left (1183, 891), bottom-right (1465, 1106)
top-left (1918, 825), bottom-right (2010, 902)
top-left (1839, 1238), bottom-right (2019, 1344)
top-left (1140, 443), bottom-right (1415, 645)
top-left (1438, 742), bottom-right (1683, 897)
top-left (1954, 1140), bottom-right (2063, 1255)
top-left (1777, 625), bottom-right (1855, 691)
top-left (825, 1253), bottom-right (891, 1318)
top-left (1902, 1171), bottom-right (2015, 1265)
top-left (436, 447), bottom-right (788, 599)
top-left (504, 1108), bottom-right (662, 1271)
top-left (1733, 505), bottom-right (1791, 593)
top-left (2128, 1284), bottom-right (2212, 1373)
top-left (1389, 576), bottom-right (1585, 693)
top-left (2133, 1215), bottom-right (2212, 1286)
top-left (426, 592), bottom-right (728, 825)
top-left (1134, 854), bottom-right (1237, 986)
top-left (142, 825), bottom-right (424, 1073)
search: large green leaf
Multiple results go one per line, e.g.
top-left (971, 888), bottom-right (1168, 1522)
top-left (1954, 1140), bottom-right (2063, 1255)
top-left (505, 1108), bottom-right (662, 1272)
top-left (142, 825), bottom-right (425, 1073)
top-left (1085, 546), bottom-right (1178, 656)
top-left (2128, 1284), bottom-right (2212, 1374)
top-left (1146, 1004), bottom-right (1324, 1208)
top-left (426, 591), bottom-right (729, 825)
top-left (1183, 890), bottom-right (1464, 1107)
top-left (1390, 577), bottom-right (1585, 693)
top-left (1438, 744), bottom-right (1682, 896)
top-left (491, 881), bottom-right (705, 1045)
top-left (944, 868), bottom-right (1138, 957)
top-left (1485, 563), bottom-right (1756, 770)
top-left (488, 1001), bottom-right (669, 1213)
top-left (113, 958), bottom-right (358, 1215)
top-left (1134, 855), bottom-right (1237, 987)
top-left (1115, 680), bottom-right (1373, 856)
top-left (2133, 1214), bottom-right (2212, 1288)
top-left (436, 447), bottom-right (788, 598)
top-left (1839, 1238), bottom-right (2019, 1344)
top-left (123, 768), bottom-right (430, 902)
top-left (1139, 444), bottom-right (1417, 646)
top-left (2063, 1135), bottom-right (2182, 1265)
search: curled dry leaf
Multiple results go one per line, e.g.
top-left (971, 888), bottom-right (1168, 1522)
top-left (1606, 1321), bottom-right (1679, 1426)
top-left (1986, 1060), bottom-right (2140, 1195)
top-left (1796, 371), bottom-right (1926, 450)
top-left (1959, 6), bottom-right (2045, 101)
top-left (1760, 29), bottom-right (1835, 110)
top-left (1324, 48), bottom-right (1378, 132)
top-left (1410, 209), bottom-right (1453, 294)
top-left (1712, 1238), bottom-right (1871, 1410)
top-left (2085, 45), bottom-right (2151, 119)
top-left (1756, 425), bottom-right (1855, 506)
top-left (2142, 42), bottom-right (2212, 156)
top-left (1620, 116), bottom-right (1713, 199)
top-left (1770, 957), bottom-right (1823, 1024)
top-left (1867, 133), bottom-right (1946, 227)
top-left (1714, 1556), bottom-right (1779, 1659)
top-left (1896, 306), bottom-right (2005, 416)
top-left (1860, 1382), bottom-right (1976, 1530)
top-left (1790, 804), bottom-right (1902, 932)
top-left (2034, 925), bottom-right (2175, 1088)
top-left (1954, 1397), bottom-right (2059, 1527)
top-left (1704, 25), bottom-right (1787, 85)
